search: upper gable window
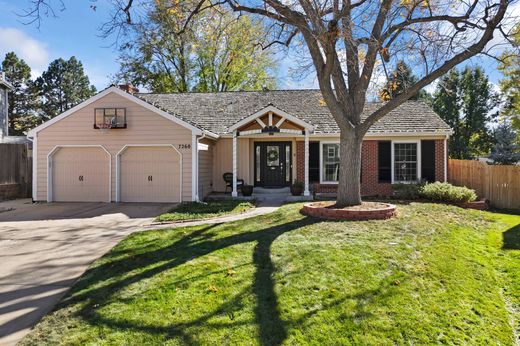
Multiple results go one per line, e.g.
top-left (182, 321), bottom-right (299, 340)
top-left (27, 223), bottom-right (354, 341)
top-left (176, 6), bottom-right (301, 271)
top-left (94, 108), bottom-right (127, 129)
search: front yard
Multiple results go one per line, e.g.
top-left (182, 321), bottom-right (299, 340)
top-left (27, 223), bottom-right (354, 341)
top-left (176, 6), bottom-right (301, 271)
top-left (155, 200), bottom-right (255, 222)
top-left (22, 202), bottom-right (519, 345)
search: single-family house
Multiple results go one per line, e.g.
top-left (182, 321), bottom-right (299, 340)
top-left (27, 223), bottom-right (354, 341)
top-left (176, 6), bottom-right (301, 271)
top-left (27, 85), bottom-right (452, 202)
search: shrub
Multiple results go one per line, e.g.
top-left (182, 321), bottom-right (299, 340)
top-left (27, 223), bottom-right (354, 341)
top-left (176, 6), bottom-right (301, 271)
top-left (392, 183), bottom-right (424, 199)
top-left (419, 182), bottom-right (477, 203)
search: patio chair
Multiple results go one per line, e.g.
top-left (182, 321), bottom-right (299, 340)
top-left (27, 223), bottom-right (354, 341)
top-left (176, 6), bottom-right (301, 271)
top-left (223, 172), bottom-right (244, 193)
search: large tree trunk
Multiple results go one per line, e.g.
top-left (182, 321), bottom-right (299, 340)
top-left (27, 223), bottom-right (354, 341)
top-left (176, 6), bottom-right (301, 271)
top-left (336, 129), bottom-right (363, 207)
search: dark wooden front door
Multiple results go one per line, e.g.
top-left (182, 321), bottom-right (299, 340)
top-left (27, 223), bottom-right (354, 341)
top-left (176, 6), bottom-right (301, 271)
top-left (254, 142), bottom-right (291, 187)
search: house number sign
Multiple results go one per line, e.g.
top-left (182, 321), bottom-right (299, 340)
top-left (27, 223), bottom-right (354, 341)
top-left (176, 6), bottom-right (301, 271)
top-left (178, 144), bottom-right (191, 149)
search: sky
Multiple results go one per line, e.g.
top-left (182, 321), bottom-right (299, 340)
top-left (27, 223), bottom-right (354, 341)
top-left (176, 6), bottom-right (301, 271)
top-left (0, 0), bottom-right (516, 93)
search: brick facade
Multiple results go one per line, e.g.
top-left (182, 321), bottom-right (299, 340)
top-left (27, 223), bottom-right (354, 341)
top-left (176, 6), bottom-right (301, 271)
top-left (434, 139), bottom-right (446, 182)
top-left (296, 141), bottom-right (305, 184)
top-left (296, 139), bottom-right (446, 197)
top-left (360, 140), bottom-right (393, 196)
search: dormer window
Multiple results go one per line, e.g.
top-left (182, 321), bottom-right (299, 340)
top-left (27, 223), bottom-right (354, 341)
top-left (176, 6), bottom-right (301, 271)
top-left (94, 108), bottom-right (127, 129)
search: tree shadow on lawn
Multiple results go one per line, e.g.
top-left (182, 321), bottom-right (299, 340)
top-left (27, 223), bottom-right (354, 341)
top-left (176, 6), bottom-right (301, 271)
top-left (502, 223), bottom-right (520, 250)
top-left (57, 215), bottom-right (322, 345)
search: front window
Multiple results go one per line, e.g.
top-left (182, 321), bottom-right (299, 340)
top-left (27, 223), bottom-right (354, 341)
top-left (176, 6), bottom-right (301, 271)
top-left (322, 143), bottom-right (340, 182)
top-left (394, 143), bottom-right (418, 182)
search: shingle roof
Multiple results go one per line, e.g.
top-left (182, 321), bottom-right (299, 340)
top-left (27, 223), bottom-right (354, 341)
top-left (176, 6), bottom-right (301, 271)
top-left (136, 89), bottom-right (451, 135)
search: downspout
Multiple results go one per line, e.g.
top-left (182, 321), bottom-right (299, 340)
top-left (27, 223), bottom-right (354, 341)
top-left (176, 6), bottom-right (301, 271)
top-left (444, 135), bottom-right (449, 182)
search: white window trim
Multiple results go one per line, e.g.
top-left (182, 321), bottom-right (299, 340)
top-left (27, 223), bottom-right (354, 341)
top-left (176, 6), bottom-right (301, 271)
top-left (317, 140), bottom-right (423, 185)
top-left (319, 141), bottom-right (340, 184)
top-left (391, 140), bottom-right (421, 184)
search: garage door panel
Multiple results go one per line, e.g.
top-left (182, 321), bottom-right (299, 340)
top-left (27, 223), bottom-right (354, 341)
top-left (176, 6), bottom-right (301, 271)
top-left (120, 146), bottom-right (180, 203)
top-left (53, 147), bottom-right (110, 202)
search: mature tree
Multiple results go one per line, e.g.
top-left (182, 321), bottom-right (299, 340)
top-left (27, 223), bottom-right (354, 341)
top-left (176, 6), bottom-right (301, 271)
top-left (380, 61), bottom-right (426, 101)
top-left (24, 0), bottom-right (514, 206)
top-left (118, 2), bottom-right (276, 92)
top-left (498, 24), bottom-right (520, 134)
top-left (489, 121), bottom-right (520, 164)
top-left (460, 66), bottom-right (499, 158)
top-left (433, 67), bottom-right (498, 159)
top-left (34, 57), bottom-right (96, 119)
top-left (433, 69), bottom-right (463, 158)
top-left (1, 52), bottom-right (38, 134)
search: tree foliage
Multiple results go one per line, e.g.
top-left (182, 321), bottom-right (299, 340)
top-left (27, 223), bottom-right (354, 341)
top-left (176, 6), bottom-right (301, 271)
top-left (498, 24), bottom-right (520, 135)
top-left (433, 66), bottom-right (498, 159)
top-left (460, 66), bottom-right (499, 157)
top-left (380, 61), bottom-right (427, 101)
top-left (117, 1), bottom-right (276, 93)
top-left (489, 121), bottom-right (520, 164)
top-left (1, 52), bottom-right (39, 135)
top-left (34, 57), bottom-right (96, 119)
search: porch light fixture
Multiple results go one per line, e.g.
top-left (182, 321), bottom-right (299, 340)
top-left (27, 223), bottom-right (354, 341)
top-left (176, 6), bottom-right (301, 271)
top-left (261, 126), bottom-right (280, 134)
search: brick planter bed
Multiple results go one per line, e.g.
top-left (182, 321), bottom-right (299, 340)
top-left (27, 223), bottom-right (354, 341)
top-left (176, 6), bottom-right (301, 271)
top-left (457, 200), bottom-right (488, 210)
top-left (301, 201), bottom-right (396, 221)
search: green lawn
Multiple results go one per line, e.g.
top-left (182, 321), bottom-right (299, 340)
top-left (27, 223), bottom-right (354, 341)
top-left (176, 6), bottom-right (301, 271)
top-left (22, 202), bottom-right (519, 345)
top-left (155, 200), bottom-right (255, 222)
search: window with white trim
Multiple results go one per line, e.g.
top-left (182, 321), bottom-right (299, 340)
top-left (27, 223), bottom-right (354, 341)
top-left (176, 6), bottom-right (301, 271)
top-left (393, 142), bottom-right (418, 182)
top-left (322, 143), bottom-right (340, 182)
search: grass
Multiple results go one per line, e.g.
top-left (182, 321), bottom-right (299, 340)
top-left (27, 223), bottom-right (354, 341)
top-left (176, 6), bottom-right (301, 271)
top-left (155, 200), bottom-right (255, 222)
top-left (21, 202), bottom-right (520, 345)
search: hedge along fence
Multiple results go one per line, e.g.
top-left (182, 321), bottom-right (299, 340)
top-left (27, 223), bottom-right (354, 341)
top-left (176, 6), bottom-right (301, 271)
top-left (448, 159), bottom-right (520, 210)
top-left (0, 143), bottom-right (32, 199)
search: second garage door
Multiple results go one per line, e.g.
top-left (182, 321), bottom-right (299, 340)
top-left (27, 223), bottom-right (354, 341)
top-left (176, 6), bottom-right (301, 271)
top-left (120, 146), bottom-right (181, 203)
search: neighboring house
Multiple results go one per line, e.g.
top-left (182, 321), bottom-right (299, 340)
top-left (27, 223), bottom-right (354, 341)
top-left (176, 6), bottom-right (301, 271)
top-left (0, 72), bottom-right (29, 144)
top-left (27, 85), bottom-right (452, 203)
top-left (0, 72), bottom-right (13, 141)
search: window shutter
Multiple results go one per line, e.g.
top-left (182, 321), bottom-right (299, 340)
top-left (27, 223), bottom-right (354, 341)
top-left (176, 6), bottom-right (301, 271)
top-left (378, 141), bottom-right (391, 183)
top-left (421, 140), bottom-right (436, 182)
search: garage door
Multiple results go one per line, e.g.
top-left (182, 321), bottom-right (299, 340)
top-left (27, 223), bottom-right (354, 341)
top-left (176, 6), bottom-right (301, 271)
top-left (52, 147), bottom-right (110, 202)
top-left (120, 146), bottom-right (180, 203)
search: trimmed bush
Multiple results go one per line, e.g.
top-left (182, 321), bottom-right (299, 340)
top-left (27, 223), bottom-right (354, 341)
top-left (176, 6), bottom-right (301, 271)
top-left (420, 182), bottom-right (477, 203)
top-left (392, 183), bottom-right (424, 199)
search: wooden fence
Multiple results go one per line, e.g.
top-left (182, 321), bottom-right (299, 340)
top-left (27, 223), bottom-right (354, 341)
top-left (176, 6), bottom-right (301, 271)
top-left (0, 143), bottom-right (32, 199)
top-left (448, 159), bottom-right (520, 210)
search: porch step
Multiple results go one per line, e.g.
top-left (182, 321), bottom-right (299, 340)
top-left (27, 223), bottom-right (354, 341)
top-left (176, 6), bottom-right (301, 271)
top-left (252, 187), bottom-right (290, 194)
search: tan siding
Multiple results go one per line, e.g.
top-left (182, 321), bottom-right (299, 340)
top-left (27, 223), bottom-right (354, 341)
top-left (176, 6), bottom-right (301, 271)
top-left (212, 138), bottom-right (250, 192)
top-left (198, 138), bottom-right (214, 199)
top-left (36, 92), bottom-right (194, 201)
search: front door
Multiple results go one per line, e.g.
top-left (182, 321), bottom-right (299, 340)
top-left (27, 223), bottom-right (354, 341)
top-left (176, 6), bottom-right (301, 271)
top-left (254, 142), bottom-right (292, 187)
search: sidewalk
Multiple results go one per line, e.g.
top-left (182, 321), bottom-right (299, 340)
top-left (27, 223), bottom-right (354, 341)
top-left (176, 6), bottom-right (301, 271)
top-left (145, 199), bottom-right (284, 230)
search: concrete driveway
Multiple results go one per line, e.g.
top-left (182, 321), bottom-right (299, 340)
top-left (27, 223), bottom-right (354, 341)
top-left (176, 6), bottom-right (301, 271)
top-left (0, 199), bottom-right (174, 345)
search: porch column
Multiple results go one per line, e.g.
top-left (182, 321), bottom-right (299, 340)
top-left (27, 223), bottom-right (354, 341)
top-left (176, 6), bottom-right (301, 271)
top-left (232, 130), bottom-right (238, 197)
top-left (304, 129), bottom-right (310, 196)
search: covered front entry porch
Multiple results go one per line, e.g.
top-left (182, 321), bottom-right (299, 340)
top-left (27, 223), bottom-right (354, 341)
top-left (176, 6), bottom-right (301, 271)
top-left (228, 105), bottom-right (314, 197)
